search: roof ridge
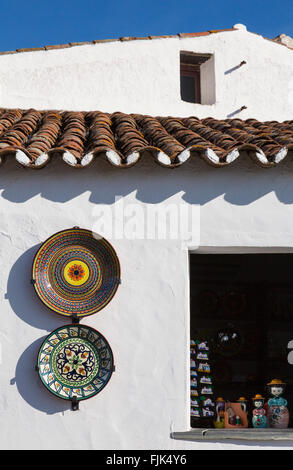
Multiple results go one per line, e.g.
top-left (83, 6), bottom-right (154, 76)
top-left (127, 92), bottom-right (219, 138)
top-left (1, 26), bottom-right (292, 57)
top-left (0, 27), bottom-right (238, 56)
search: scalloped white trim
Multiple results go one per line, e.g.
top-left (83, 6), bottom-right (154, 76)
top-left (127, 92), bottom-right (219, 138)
top-left (15, 150), bottom-right (31, 166)
top-left (157, 151), bottom-right (172, 166)
top-left (35, 153), bottom-right (49, 166)
top-left (81, 152), bottom-right (94, 167)
top-left (106, 150), bottom-right (122, 166)
top-left (178, 148), bottom-right (191, 163)
top-left (226, 148), bottom-right (239, 164)
top-left (126, 151), bottom-right (140, 165)
top-left (255, 150), bottom-right (269, 165)
top-left (205, 148), bottom-right (220, 164)
top-left (63, 151), bottom-right (77, 166)
top-left (274, 147), bottom-right (288, 164)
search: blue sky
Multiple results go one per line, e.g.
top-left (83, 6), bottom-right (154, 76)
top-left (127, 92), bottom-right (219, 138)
top-left (0, 0), bottom-right (292, 52)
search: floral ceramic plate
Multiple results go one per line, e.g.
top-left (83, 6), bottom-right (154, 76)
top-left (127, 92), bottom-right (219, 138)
top-left (32, 228), bottom-right (120, 317)
top-left (37, 324), bottom-right (114, 401)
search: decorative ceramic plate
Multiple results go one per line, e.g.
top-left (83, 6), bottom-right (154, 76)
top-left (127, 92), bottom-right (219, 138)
top-left (222, 291), bottom-right (246, 316)
top-left (37, 324), bottom-right (114, 401)
top-left (214, 326), bottom-right (243, 357)
top-left (32, 228), bottom-right (120, 317)
top-left (198, 290), bottom-right (219, 315)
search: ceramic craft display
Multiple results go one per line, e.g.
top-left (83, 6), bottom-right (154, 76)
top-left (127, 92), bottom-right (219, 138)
top-left (32, 228), bottom-right (121, 317)
top-left (37, 324), bottom-right (114, 401)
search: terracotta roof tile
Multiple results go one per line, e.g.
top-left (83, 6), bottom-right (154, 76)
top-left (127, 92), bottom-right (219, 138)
top-left (148, 34), bottom-right (177, 40)
top-left (16, 47), bottom-right (45, 53)
top-left (68, 41), bottom-right (92, 47)
top-left (92, 38), bottom-right (120, 44)
top-left (44, 44), bottom-right (71, 50)
top-left (0, 108), bottom-right (292, 169)
top-left (208, 28), bottom-right (236, 33)
top-left (0, 50), bottom-right (17, 56)
top-left (178, 32), bottom-right (211, 38)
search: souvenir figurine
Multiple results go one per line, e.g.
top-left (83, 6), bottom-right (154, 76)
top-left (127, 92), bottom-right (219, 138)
top-left (190, 378), bottom-right (197, 388)
top-left (252, 394), bottom-right (267, 428)
top-left (237, 397), bottom-right (248, 413)
top-left (203, 397), bottom-right (215, 407)
top-left (226, 406), bottom-right (237, 426)
top-left (198, 362), bottom-right (211, 374)
top-left (203, 407), bottom-right (214, 418)
top-left (200, 375), bottom-right (212, 384)
top-left (197, 352), bottom-right (209, 360)
top-left (190, 359), bottom-right (196, 369)
top-left (224, 402), bottom-right (249, 428)
top-left (198, 341), bottom-right (209, 351)
top-left (214, 397), bottom-right (225, 429)
top-left (266, 379), bottom-right (289, 429)
top-left (191, 397), bottom-right (199, 407)
top-left (235, 415), bottom-right (242, 426)
top-left (191, 407), bottom-right (200, 418)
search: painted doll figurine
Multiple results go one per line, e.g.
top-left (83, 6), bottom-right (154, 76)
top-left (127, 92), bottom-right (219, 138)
top-left (214, 397), bottom-right (225, 429)
top-left (267, 379), bottom-right (289, 429)
top-left (252, 395), bottom-right (267, 428)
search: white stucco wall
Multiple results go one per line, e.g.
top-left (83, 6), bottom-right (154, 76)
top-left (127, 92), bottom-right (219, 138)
top-left (1, 156), bottom-right (293, 450)
top-left (0, 27), bottom-right (293, 120)
top-left (1, 26), bottom-right (293, 450)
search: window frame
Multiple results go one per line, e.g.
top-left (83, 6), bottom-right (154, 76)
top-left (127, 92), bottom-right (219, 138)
top-left (171, 248), bottom-right (293, 443)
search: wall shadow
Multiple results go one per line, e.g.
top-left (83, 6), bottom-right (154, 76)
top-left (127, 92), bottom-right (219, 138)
top-left (12, 337), bottom-right (70, 414)
top-left (1, 153), bottom-right (293, 206)
top-left (7, 244), bottom-right (67, 330)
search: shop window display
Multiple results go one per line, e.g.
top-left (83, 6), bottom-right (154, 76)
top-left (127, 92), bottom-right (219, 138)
top-left (190, 253), bottom-right (293, 429)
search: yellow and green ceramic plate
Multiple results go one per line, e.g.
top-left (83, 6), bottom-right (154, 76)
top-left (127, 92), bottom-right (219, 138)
top-left (32, 228), bottom-right (121, 317)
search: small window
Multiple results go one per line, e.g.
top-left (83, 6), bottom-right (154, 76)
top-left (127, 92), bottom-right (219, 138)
top-left (180, 52), bottom-right (213, 104)
top-left (180, 64), bottom-right (201, 103)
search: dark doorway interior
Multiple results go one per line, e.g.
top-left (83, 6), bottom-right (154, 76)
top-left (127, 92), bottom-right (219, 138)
top-left (190, 253), bottom-right (293, 428)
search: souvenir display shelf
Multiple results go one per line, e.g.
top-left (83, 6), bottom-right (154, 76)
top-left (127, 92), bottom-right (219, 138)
top-left (32, 228), bottom-right (121, 318)
top-left (190, 339), bottom-right (215, 427)
top-left (37, 324), bottom-right (114, 405)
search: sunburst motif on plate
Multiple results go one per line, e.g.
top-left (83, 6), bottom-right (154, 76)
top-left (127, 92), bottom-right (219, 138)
top-left (32, 228), bottom-right (120, 317)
